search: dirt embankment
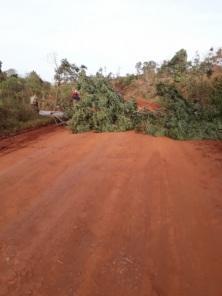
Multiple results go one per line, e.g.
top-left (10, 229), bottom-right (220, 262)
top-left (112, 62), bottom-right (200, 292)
top-left (0, 127), bottom-right (222, 296)
top-left (113, 78), bottom-right (161, 111)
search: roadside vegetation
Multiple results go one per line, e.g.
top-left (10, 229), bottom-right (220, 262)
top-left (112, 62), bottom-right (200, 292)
top-left (0, 65), bottom-right (53, 136)
top-left (1, 47), bottom-right (222, 139)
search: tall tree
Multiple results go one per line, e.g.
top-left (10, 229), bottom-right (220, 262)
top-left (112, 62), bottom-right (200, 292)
top-left (25, 71), bottom-right (44, 95)
top-left (168, 49), bottom-right (188, 73)
top-left (159, 49), bottom-right (188, 81)
top-left (0, 61), bottom-right (6, 81)
top-left (142, 61), bottom-right (157, 80)
top-left (54, 59), bottom-right (87, 85)
top-left (135, 62), bottom-right (142, 76)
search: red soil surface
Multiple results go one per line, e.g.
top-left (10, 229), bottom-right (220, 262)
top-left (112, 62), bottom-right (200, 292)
top-left (0, 127), bottom-right (222, 296)
top-left (134, 97), bottom-right (160, 111)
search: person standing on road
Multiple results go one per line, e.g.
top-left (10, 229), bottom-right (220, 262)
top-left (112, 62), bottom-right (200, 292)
top-left (30, 94), bottom-right (39, 112)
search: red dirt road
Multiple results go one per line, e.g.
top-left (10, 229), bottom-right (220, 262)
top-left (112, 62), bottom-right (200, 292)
top-left (0, 128), bottom-right (222, 296)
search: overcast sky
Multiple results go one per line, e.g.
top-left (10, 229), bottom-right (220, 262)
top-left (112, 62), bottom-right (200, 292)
top-left (1, 0), bottom-right (221, 81)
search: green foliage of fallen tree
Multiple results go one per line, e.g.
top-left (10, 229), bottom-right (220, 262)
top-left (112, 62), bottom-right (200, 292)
top-left (155, 83), bottom-right (222, 140)
top-left (67, 73), bottom-right (222, 140)
top-left (68, 73), bottom-right (139, 133)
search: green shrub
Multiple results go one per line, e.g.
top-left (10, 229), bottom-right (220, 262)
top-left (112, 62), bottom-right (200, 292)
top-left (155, 82), bottom-right (222, 140)
top-left (0, 98), bottom-right (52, 136)
top-left (0, 74), bottom-right (53, 135)
top-left (117, 75), bottom-right (136, 88)
top-left (210, 76), bottom-right (222, 116)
